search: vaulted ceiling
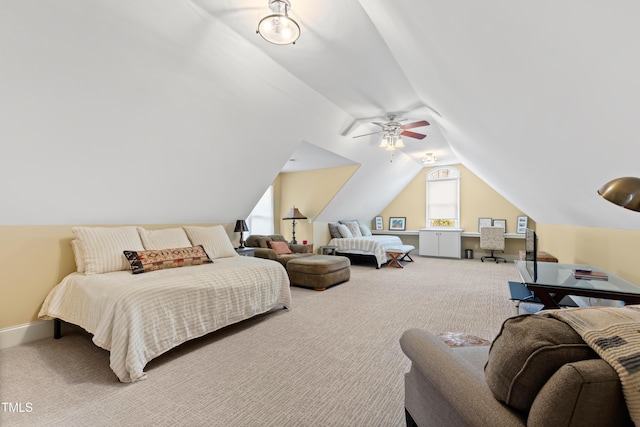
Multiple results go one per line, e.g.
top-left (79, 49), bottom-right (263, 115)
top-left (2, 1), bottom-right (639, 230)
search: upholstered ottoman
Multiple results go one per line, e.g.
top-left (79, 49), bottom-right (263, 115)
top-left (286, 255), bottom-right (351, 291)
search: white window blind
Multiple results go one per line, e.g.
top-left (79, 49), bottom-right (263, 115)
top-left (246, 186), bottom-right (274, 235)
top-left (426, 167), bottom-right (460, 227)
top-left (427, 180), bottom-right (457, 219)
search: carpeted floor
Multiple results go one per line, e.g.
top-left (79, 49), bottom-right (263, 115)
top-left (0, 256), bottom-right (520, 426)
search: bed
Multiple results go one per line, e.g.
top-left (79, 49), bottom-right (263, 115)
top-left (38, 225), bottom-right (291, 383)
top-left (328, 235), bottom-right (406, 268)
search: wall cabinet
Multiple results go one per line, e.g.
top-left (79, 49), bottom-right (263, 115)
top-left (419, 229), bottom-right (462, 259)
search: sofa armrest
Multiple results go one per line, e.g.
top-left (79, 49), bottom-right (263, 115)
top-left (400, 328), bottom-right (524, 427)
top-left (252, 248), bottom-right (278, 261)
top-left (290, 244), bottom-right (308, 254)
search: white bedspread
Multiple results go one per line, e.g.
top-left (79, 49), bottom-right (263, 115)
top-left (328, 235), bottom-right (404, 267)
top-left (39, 256), bottom-right (291, 383)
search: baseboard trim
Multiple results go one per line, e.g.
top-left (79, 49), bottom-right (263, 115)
top-left (0, 320), bottom-right (54, 350)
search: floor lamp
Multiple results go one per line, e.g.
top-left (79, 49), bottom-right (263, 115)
top-left (282, 206), bottom-right (307, 244)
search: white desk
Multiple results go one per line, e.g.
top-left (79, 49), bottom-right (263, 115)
top-left (461, 232), bottom-right (525, 239)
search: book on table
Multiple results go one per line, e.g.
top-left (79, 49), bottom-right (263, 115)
top-left (573, 269), bottom-right (608, 281)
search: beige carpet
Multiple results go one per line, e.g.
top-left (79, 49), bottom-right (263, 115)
top-left (0, 256), bottom-right (519, 426)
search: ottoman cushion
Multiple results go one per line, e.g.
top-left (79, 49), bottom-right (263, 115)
top-left (286, 255), bottom-right (351, 290)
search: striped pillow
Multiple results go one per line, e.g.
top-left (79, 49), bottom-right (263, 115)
top-left (71, 239), bottom-right (85, 273)
top-left (71, 226), bottom-right (145, 275)
top-left (137, 227), bottom-right (192, 250)
top-left (183, 225), bottom-right (238, 259)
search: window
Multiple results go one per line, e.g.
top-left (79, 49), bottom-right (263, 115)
top-left (426, 167), bottom-right (460, 228)
top-left (246, 186), bottom-right (274, 235)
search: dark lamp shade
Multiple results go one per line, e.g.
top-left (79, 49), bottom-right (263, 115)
top-left (234, 220), bottom-right (249, 232)
top-left (282, 207), bottom-right (307, 220)
top-left (597, 177), bottom-right (640, 212)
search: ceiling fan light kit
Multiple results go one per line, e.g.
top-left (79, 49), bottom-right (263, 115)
top-left (257, 0), bottom-right (300, 45)
top-left (352, 113), bottom-right (430, 153)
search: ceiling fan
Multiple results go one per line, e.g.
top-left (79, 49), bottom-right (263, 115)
top-left (352, 114), bottom-right (430, 144)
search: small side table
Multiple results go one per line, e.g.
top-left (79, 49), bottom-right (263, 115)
top-left (235, 247), bottom-right (255, 257)
top-left (302, 243), bottom-right (314, 254)
top-left (319, 245), bottom-right (338, 255)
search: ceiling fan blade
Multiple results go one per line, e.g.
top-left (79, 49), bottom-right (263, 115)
top-left (352, 130), bottom-right (384, 138)
top-left (401, 120), bottom-right (430, 130)
top-left (400, 130), bottom-right (427, 140)
top-left (372, 122), bottom-right (388, 128)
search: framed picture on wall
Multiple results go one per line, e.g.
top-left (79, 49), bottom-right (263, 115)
top-left (516, 216), bottom-right (528, 234)
top-left (389, 217), bottom-right (406, 231)
top-left (374, 216), bottom-right (383, 230)
top-left (492, 219), bottom-right (507, 233)
top-left (478, 218), bottom-right (492, 232)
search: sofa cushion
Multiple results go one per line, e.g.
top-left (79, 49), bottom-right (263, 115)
top-left (123, 245), bottom-right (212, 274)
top-left (268, 240), bottom-right (292, 255)
top-left (257, 237), bottom-right (272, 248)
top-left (484, 314), bottom-right (597, 413)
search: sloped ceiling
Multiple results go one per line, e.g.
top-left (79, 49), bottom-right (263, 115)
top-left (2, 1), bottom-right (639, 230)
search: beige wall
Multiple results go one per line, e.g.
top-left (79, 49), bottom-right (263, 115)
top-left (536, 224), bottom-right (640, 284)
top-left (277, 165), bottom-right (359, 245)
top-left (378, 164), bottom-right (532, 255)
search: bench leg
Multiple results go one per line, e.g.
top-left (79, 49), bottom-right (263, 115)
top-left (399, 252), bottom-right (414, 262)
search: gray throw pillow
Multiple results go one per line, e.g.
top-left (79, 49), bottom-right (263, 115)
top-left (484, 314), bottom-right (597, 413)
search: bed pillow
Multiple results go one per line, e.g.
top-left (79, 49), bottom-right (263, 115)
top-left (72, 226), bottom-right (145, 275)
top-left (183, 225), bottom-right (238, 259)
top-left (123, 245), bottom-right (212, 274)
top-left (337, 223), bottom-right (353, 238)
top-left (71, 239), bottom-right (85, 273)
top-left (328, 223), bottom-right (342, 239)
top-left (359, 223), bottom-right (372, 236)
top-left (268, 240), bottom-right (292, 255)
top-left (137, 227), bottom-right (192, 250)
top-left (344, 221), bottom-right (362, 237)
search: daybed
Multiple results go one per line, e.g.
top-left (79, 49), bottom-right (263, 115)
top-left (328, 221), bottom-right (411, 268)
top-left (39, 225), bottom-right (291, 383)
top-left (401, 307), bottom-right (635, 427)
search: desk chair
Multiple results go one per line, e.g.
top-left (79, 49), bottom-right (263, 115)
top-left (480, 226), bottom-right (506, 263)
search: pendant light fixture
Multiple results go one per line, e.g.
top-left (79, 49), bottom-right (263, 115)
top-left (257, 0), bottom-right (301, 45)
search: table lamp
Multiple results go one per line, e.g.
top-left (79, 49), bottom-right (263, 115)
top-left (234, 220), bottom-right (249, 248)
top-left (282, 205), bottom-right (307, 244)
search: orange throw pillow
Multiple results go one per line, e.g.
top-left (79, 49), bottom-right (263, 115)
top-left (268, 240), bottom-right (292, 255)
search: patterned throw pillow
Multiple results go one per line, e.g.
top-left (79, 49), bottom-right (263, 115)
top-left (268, 240), bottom-right (292, 255)
top-left (123, 245), bottom-right (213, 274)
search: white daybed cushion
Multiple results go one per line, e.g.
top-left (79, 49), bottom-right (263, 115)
top-left (39, 256), bottom-right (291, 382)
top-left (72, 226), bottom-right (144, 275)
top-left (183, 225), bottom-right (238, 259)
top-left (137, 227), bottom-right (192, 250)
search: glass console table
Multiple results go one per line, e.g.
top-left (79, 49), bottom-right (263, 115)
top-left (515, 260), bottom-right (640, 309)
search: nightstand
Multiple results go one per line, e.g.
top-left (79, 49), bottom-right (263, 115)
top-left (302, 243), bottom-right (314, 254)
top-left (235, 247), bottom-right (255, 257)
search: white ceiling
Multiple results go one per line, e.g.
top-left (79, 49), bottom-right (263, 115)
top-left (192, 0), bottom-right (640, 230)
top-left (3, 1), bottom-right (639, 230)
